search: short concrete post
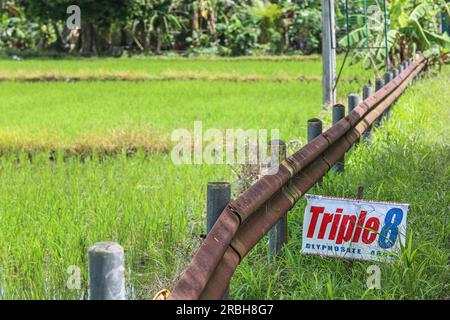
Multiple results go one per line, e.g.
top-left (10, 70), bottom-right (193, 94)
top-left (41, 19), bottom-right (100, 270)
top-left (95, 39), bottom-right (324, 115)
top-left (307, 118), bottom-right (323, 186)
top-left (348, 93), bottom-right (360, 113)
top-left (375, 77), bottom-right (383, 92)
top-left (363, 84), bottom-right (372, 101)
top-left (392, 68), bottom-right (398, 79)
top-left (398, 64), bottom-right (404, 74)
top-left (331, 104), bottom-right (345, 173)
top-left (307, 118), bottom-right (323, 143)
top-left (348, 94), bottom-right (360, 145)
top-left (88, 242), bottom-right (125, 300)
top-left (207, 182), bottom-right (231, 234)
top-left (268, 140), bottom-right (288, 260)
top-left (207, 181), bottom-right (231, 299)
top-left (383, 72), bottom-right (393, 120)
top-left (374, 77), bottom-right (384, 127)
top-left (362, 85), bottom-right (373, 142)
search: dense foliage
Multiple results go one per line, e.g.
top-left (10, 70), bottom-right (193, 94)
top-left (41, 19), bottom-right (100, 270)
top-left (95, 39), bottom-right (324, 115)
top-left (338, 0), bottom-right (450, 71)
top-left (0, 0), bottom-right (448, 58)
top-left (0, 0), bottom-right (323, 56)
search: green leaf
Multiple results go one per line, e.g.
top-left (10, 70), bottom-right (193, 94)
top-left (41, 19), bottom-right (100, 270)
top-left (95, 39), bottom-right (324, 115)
top-left (338, 27), bottom-right (367, 48)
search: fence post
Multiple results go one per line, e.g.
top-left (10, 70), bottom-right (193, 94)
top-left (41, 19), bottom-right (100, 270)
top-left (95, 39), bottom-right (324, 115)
top-left (307, 118), bottom-right (323, 186)
top-left (268, 140), bottom-right (288, 260)
top-left (383, 71), bottom-right (393, 121)
top-left (307, 118), bottom-right (322, 143)
top-left (392, 68), bottom-right (398, 79)
top-left (331, 104), bottom-right (345, 173)
top-left (398, 64), bottom-right (404, 74)
top-left (207, 182), bottom-right (231, 235)
top-left (348, 93), bottom-right (360, 113)
top-left (88, 242), bottom-right (125, 300)
top-left (206, 181), bottom-right (231, 299)
top-left (362, 84), bottom-right (373, 142)
top-left (348, 93), bottom-right (360, 145)
top-left (374, 77), bottom-right (384, 127)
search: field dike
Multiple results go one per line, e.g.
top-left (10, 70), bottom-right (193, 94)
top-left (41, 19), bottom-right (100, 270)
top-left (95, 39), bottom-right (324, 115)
top-left (0, 127), bottom-right (170, 159)
top-left (0, 71), bottom-right (323, 82)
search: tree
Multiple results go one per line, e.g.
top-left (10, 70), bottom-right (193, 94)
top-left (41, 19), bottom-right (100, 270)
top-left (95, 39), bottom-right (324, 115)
top-left (25, 0), bottom-right (134, 55)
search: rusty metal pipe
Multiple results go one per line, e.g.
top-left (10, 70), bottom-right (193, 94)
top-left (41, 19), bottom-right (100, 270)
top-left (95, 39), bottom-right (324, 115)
top-left (170, 57), bottom-right (426, 300)
top-left (196, 58), bottom-right (426, 300)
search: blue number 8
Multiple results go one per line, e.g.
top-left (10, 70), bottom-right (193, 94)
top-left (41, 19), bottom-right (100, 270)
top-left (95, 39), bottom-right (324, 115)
top-left (378, 208), bottom-right (403, 249)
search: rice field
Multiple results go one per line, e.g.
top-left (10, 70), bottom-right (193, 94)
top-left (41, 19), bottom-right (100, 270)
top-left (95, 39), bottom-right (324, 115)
top-left (0, 56), bottom-right (448, 299)
top-left (0, 55), bottom-right (372, 81)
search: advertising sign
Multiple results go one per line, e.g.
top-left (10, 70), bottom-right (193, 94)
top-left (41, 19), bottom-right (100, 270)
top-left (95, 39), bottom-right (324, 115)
top-left (301, 194), bottom-right (409, 261)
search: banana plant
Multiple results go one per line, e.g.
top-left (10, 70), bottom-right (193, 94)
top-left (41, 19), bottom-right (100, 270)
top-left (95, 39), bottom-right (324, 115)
top-left (338, 0), bottom-right (450, 72)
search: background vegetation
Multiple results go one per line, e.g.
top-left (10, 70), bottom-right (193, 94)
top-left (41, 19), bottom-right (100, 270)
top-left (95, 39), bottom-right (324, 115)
top-left (1, 0), bottom-right (448, 67)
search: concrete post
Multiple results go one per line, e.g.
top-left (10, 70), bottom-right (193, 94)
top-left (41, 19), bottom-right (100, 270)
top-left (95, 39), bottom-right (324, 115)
top-left (374, 77), bottom-right (384, 127)
top-left (362, 85), bottom-right (373, 142)
top-left (332, 104), bottom-right (345, 173)
top-left (307, 118), bottom-right (323, 143)
top-left (383, 72), bottom-right (393, 120)
top-left (88, 242), bottom-right (125, 300)
top-left (308, 118), bottom-right (323, 186)
top-left (206, 181), bottom-right (231, 299)
top-left (348, 94), bottom-right (360, 145)
top-left (268, 140), bottom-right (288, 260)
top-left (207, 182), bottom-right (231, 234)
top-left (392, 68), bottom-right (398, 79)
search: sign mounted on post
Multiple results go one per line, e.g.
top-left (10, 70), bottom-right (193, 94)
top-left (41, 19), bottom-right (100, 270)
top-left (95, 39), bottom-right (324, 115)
top-left (301, 195), bottom-right (409, 262)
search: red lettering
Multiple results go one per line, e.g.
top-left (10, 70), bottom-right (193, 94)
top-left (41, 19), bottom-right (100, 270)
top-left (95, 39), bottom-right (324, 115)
top-left (307, 206), bottom-right (325, 238)
top-left (336, 215), bottom-right (357, 244)
top-left (328, 210), bottom-right (342, 240)
top-left (318, 213), bottom-right (333, 239)
top-left (352, 211), bottom-right (367, 242)
top-left (362, 217), bottom-right (380, 244)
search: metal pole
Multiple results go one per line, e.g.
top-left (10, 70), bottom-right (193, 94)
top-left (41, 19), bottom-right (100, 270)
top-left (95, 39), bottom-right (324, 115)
top-left (88, 242), bottom-right (125, 300)
top-left (268, 140), bottom-right (288, 260)
top-left (332, 104), bottom-right (345, 173)
top-left (362, 85), bottom-right (373, 142)
top-left (321, 0), bottom-right (336, 110)
top-left (206, 181), bottom-right (231, 299)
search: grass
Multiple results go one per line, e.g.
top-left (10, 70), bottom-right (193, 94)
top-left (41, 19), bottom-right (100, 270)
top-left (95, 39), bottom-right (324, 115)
top-left (0, 80), bottom-right (321, 155)
top-left (0, 57), bottom-right (447, 300)
top-left (0, 151), bottom-right (235, 299)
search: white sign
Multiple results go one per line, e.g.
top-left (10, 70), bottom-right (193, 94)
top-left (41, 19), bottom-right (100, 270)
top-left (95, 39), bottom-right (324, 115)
top-left (301, 194), bottom-right (409, 262)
